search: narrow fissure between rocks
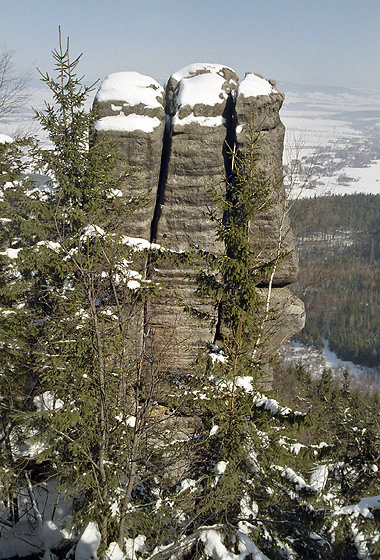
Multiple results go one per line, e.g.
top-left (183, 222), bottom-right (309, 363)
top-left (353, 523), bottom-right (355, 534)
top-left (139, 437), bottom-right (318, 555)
top-left (214, 92), bottom-right (238, 345)
top-left (150, 114), bottom-right (172, 244)
top-left (223, 92), bottom-right (237, 182)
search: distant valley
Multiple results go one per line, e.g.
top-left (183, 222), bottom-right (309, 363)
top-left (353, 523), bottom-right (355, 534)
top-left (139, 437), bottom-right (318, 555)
top-left (280, 81), bottom-right (380, 197)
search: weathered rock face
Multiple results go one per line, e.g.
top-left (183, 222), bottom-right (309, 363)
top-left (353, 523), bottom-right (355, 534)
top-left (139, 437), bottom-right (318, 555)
top-left (94, 72), bottom-right (165, 240)
top-left (150, 64), bottom-right (239, 370)
top-left (157, 63), bottom-right (238, 252)
top-left (235, 72), bottom-right (299, 286)
top-left (94, 64), bottom-right (305, 376)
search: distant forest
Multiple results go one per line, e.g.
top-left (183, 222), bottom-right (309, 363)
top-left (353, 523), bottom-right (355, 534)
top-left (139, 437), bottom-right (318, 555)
top-left (289, 193), bottom-right (380, 368)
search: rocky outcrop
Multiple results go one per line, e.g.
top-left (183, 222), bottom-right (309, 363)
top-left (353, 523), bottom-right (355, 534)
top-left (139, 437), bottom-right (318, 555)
top-left (150, 64), bottom-right (239, 370)
top-left (94, 64), bottom-right (305, 376)
top-left (235, 72), bottom-right (299, 285)
top-left (94, 72), bottom-right (165, 240)
top-left (156, 63), bottom-right (238, 252)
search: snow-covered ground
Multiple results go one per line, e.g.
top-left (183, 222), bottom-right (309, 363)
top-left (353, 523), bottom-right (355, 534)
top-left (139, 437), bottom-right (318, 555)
top-left (280, 338), bottom-right (380, 390)
top-left (280, 82), bottom-right (380, 198)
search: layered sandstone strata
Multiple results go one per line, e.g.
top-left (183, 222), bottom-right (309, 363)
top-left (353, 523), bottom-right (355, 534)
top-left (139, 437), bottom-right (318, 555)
top-left (94, 71), bottom-right (165, 240)
top-left (94, 64), bottom-right (305, 375)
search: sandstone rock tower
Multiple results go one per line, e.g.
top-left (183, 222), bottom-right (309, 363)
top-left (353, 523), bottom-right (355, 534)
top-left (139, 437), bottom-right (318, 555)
top-left (94, 63), bottom-right (305, 377)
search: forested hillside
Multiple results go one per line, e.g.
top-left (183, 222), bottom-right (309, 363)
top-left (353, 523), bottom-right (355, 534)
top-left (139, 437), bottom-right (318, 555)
top-left (290, 193), bottom-right (380, 368)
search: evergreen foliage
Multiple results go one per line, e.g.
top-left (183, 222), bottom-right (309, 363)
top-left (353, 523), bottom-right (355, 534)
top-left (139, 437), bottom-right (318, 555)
top-left (0, 32), bottom-right (173, 554)
top-left (196, 123), bottom-right (276, 397)
top-left (290, 193), bottom-right (380, 367)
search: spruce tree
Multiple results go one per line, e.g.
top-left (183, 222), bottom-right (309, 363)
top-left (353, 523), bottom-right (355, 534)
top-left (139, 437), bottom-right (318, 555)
top-left (0, 135), bottom-right (45, 524)
top-left (176, 119), bottom-right (284, 555)
top-left (0, 32), bottom-right (172, 555)
top-left (196, 120), bottom-right (275, 446)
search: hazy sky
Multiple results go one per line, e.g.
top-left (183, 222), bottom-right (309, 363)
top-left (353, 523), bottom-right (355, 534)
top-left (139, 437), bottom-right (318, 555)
top-left (1, 0), bottom-right (380, 90)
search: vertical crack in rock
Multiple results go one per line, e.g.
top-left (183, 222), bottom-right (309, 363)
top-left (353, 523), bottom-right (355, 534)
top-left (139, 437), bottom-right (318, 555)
top-left (214, 91), bottom-right (237, 345)
top-left (148, 64), bottom-right (240, 371)
top-left (222, 92), bottom-right (237, 182)
top-left (93, 71), bottom-right (167, 359)
top-left (93, 71), bottom-right (166, 240)
top-left (150, 114), bottom-right (172, 243)
top-left (93, 66), bottom-right (305, 380)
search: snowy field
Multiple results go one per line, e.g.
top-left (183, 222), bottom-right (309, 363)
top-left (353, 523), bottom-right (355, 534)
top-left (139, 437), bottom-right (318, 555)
top-left (280, 339), bottom-right (380, 391)
top-left (280, 82), bottom-right (380, 197)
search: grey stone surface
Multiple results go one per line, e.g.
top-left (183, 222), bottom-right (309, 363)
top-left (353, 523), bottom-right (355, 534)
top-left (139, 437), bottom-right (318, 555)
top-left (156, 63), bottom-right (239, 253)
top-left (93, 66), bottom-right (305, 378)
top-left (235, 74), bottom-right (300, 286)
top-left (149, 65), bottom-right (240, 371)
top-left (94, 72), bottom-right (166, 239)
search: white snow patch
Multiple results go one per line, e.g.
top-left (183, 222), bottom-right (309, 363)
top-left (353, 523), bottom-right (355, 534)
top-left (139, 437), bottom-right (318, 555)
top-left (105, 542), bottom-right (125, 560)
top-left (235, 376), bottom-right (255, 392)
top-left (75, 522), bottom-right (101, 560)
top-left (175, 71), bottom-right (227, 109)
top-left (177, 478), bottom-right (197, 493)
top-left (274, 465), bottom-right (310, 491)
top-left (212, 461), bottom-right (229, 488)
top-left (172, 63), bottom-right (234, 83)
top-left (255, 395), bottom-right (281, 414)
top-left (0, 133), bottom-right (14, 143)
top-left (0, 519), bottom-right (70, 560)
top-left (199, 527), bottom-right (270, 560)
top-left (124, 535), bottom-right (146, 560)
top-left (125, 415), bottom-right (136, 427)
top-left (310, 464), bottom-right (329, 493)
top-left (238, 74), bottom-right (274, 98)
top-left (239, 494), bottom-right (259, 533)
top-left (1, 309), bottom-right (16, 316)
top-left (0, 477), bottom-right (74, 559)
top-left (127, 279), bottom-right (141, 290)
top-left (80, 224), bottom-right (106, 240)
top-left (283, 467), bottom-right (309, 490)
top-left (0, 247), bottom-right (22, 259)
top-left (120, 236), bottom-right (161, 251)
top-left (95, 72), bottom-right (164, 108)
top-left (172, 114), bottom-right (226, 128)
top-left (215, 461), bottom-right (228, 475)
top-left (108, 188), bottom-right (123, 198)
top-left (334, 496), bottom-right (380, 518)
top-left (33, 391), bottom-right (64, 411)
top-left (254, 393), bottom-right (304, 416)
top-left (289, 443), bottom-right (306, 455)
top-left (210, 349), bottom-right (228, 364)
top-left (209, 425), bottom-right (219, 436)
top-left (37, 240), bottom-right (61, 252)
top-left (95, 113), bottom-right (161, 133)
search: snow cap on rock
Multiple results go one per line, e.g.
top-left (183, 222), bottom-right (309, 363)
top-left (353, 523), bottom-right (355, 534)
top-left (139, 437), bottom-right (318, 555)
top-left (95, 72), bottom-right (164, 133)
top-left (169, 63), bottom-right (238, 128)
top-left (238, 73), bottom-right (276, 98)
top-left (171, 63), bottom-right (237, 110)
top-left (95, 71), bottom-right (164, 109)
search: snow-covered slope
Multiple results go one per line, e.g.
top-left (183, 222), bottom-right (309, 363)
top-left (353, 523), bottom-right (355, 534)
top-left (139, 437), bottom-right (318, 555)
top-left (280, 82), bottom-right (380, 197)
